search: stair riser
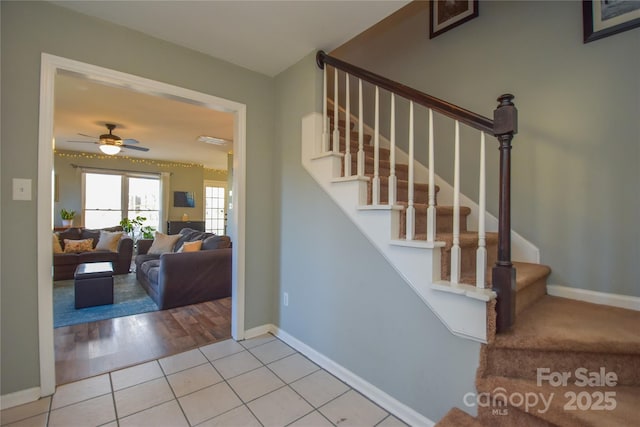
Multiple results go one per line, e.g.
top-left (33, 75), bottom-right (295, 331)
top-left (366, 181), bottom-right (434, 205)
top-left (399, 209), bottom-right (469, 235)
top-left (339, 141), bottom-right (388, 157)
top-left (327, 118), bottom-right (355, 131)
top-left (342, 158), bottom-right (409, 181)
top-left (483, 347), bottom-right (640, 386)
top-left (440, 241), bottom-right (499, 285)
top-left (515, 277), bottom-right (547, 316)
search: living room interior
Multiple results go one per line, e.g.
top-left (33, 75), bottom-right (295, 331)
top-left (2, 1), bottom-right (639, 426)
top-left (49, 69), bottom-right (239, 385)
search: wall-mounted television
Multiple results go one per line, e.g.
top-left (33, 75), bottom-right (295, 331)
top-left (174, 191), bottom-right (195, 207)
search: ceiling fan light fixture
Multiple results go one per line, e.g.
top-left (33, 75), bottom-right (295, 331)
top-left (99, 144), bottom-right (121, 155)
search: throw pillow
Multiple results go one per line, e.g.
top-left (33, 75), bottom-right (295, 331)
top-left (148, 231), bottom-right (181, 255)
top-left (177, 240), bottom-right (202, 253)
top-left (95, 230), bottom-right (123, 252)
top-left (63, 238), bottom-right (94, 253)
top-left (53, 233), bottom-right (63, 254)
top-left (202, 235), bottom-right (231, 250)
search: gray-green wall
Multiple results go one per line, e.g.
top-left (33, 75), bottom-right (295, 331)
top-left (1, 1), bottom-right (275, 395)
top-left (273, 52), bottom-right (480, 422)
top-left (332, 1), bottom-right (640, 297)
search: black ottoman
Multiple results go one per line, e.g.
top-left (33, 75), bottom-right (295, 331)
top-left (74, 262), bottom-right (114, 309)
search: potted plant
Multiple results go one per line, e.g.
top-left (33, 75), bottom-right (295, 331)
top-left (120, 215), bottom-right (155, 240)
top-left (60, 208), bottom-right (76, 227)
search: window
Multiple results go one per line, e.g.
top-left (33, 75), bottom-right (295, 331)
top-left (83, 171), bottom-right (160, 230)
top-left (205, 183), bottom-right (226, 235)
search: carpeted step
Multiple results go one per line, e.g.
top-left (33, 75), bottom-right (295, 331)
top-left (476, 375), bottom-right (640, 427)
top-left (342, 155), bottom-right (410, 181)
top-left (435, 407), bottom-right (487, 427)
top-left (438, 232), bottom-right (499, 285)
top-left (398, 204), bottom-right (471, 235)
top-left (512, 262), bottom-right (550, 316)
top-left (328, 116), bottom-right (355, 131)
top-left (366, 175), bottom-right (436, 205)
top-left (481, 295), bottom-right (640, 387)
top-left (338, 135), bottom-right (378, 153)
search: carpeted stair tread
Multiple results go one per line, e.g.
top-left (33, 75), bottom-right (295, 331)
top-left (493, 295), bottom-right (640, 354)
top-left (435, 407), bottom-right (487, 427)
top-left (512, 262), bottom-right (551, 293)
top-left (476, 375), bottom-right (640, 427)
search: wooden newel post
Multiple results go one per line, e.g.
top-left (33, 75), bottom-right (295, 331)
top-left (492, 94), bottom-right (518, 333)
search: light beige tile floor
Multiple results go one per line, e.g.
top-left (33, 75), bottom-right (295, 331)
top-left (1, 335), bottom-right (409, 427)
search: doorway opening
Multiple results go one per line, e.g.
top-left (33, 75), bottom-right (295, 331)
top-left (38, 53), bottom-right (246, 394)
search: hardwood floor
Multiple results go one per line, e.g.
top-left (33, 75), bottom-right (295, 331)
top-left (54, 298), bottom-right (231, 385)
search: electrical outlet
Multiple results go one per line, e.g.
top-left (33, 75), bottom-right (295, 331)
top-left (283, 292), bottom-right (289, 307)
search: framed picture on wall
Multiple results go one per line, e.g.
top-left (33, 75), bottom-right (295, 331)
top-left (174, 191), bottom-right (195, 207)
top-left (429, 0), bottom-right (479, 39)
top-left (583, 0), bottom-right (640, 43)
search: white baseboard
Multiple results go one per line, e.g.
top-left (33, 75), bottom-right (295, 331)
top-left (0, 387), bottom-right (41, 410)
top-left (244, 324), bottom-right (275, 339)
top-left (547, 285), bottom-right (640, 311)
top-left (248, 324), bottom-right (434, 427)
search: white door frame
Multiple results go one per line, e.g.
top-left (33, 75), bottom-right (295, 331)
top-left (37, 53), bottom-right (247, 396)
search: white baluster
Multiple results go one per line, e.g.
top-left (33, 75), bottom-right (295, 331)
top-left (372, 86), bottom-right (380, 205)
top-left (427, 108), bottom-right (436, 243)
top-left (322, 67), bottom-right (329, 152)
top-left (357, 79), bottom-right (364, 177)
top-left (332, 68), bottom-right (340, 153)
top-left (406, 101), bottom-right (415, 240)
top-left (344, 74), bottom-right (351, 177)
top-left (388, 93), bottom-right (397, 206)
top-left (476, 132), bottom-right (487, 289)
top-left (450, 121), bottom-right (461, 284)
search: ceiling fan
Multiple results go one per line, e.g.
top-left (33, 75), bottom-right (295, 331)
top-left (69, 123), bottom-right (150, 155)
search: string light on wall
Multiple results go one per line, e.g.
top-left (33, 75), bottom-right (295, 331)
top-left (54, 150), bottom-right (226, 174)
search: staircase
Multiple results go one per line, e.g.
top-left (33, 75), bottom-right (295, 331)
top-left (308, 52), bottom-right (640, 426)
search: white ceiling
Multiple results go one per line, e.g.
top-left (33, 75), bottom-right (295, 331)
top-left (51, 0), bottom-right (410, 169)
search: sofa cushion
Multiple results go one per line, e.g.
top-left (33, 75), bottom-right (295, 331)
top-left (57, 228), bottom-right (82, 250)
top-left (95, 230), bottom-right (123, 252)
top-left (202, 235), bottom-right (231, 250)
top-left (53, 233), bottom-right (63, 254)
top-left (177, 240), bottom-right (202, 253)
top-left (174, 228), bottom-right (214, 251)
top-left (148, 231), bottom-right (181, 254)
top-left (80, 229), bottom-right (101, 249)
top-left (79, 251), bottom-right (118, 263)
top-left (64, 238), bottom-right (94, 253)
top-left (140, 260), bottom-right (161, 287)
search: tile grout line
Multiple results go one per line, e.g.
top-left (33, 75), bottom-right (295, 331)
top-left (190, 346), bottom-right (265, 427)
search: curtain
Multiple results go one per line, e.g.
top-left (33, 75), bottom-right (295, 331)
top-left (159, 172), bottom-right (171, 233)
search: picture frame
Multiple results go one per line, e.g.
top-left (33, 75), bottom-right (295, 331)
top-left (429, 0), bottom-right (479, 39)
top-left (173, 191), bottom-right (195, 208)
top-left (583, 0), bottom-right (640, 43)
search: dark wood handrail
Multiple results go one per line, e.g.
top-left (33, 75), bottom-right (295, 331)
top-left (317, 50), bottom-right (519, 333)
top-left (317, 50), bottom-right (494, 135)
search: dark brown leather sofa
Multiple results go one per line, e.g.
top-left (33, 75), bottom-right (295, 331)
top-left (135, 228), bottom-right (231, 310)
top-left (53, 226), bottom-right (133, 280)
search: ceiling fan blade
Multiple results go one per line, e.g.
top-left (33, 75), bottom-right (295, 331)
top-left (122, 138), bottom-right (139, 144)
top-left (123, 144), bottom-right (149, 152)
top-left (78, 133), bottom-right (98, 139)
top-left (68, 140), bottom-right (98, 144)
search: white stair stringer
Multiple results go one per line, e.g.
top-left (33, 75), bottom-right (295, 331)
top-left (302, 113), bottom-right (493, 343)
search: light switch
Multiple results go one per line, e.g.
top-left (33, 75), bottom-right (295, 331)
top-left (13, 178), bottom-right (32, 201)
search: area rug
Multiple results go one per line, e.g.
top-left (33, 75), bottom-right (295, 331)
top-left (53, 273), bottom-right (158, 328)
